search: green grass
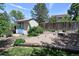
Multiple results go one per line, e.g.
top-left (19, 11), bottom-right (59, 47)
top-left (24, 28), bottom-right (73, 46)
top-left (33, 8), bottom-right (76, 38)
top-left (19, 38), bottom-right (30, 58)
top-left (0, 47), bottom-right (79, 56)
top-left (7, 47), bottom-right (35, 56)
top-left (14, 38), bottom-right (25, 46)
top-left (0, 47), bottom-right (41, 56)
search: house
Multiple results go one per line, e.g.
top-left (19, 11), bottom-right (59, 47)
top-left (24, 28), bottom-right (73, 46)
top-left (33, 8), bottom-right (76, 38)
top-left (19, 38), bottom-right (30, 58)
top-left (52, 14), bottom-right (67, 22)
top-left (15, 19), bottom-right (39, 35)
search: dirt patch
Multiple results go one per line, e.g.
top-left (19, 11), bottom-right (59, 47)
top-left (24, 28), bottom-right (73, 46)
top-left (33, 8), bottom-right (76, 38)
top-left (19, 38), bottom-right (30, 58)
top-left (16, 31), bottom-right (79, 51)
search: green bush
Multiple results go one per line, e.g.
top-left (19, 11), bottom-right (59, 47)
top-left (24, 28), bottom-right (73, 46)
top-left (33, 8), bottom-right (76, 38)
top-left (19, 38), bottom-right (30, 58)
top-left (77, 29), bottom-right (79, 32)
top-left (62, 30), bottom-right (66, 32)
top-left (28, 31), bottom-right (38, 36)
top-left (36, 26), bottom-right (43, 34)
top-left (14, 38), bottom-right (25, 46)
top-left (0, 20), bottom-right (12, 37)
top-left (28, 26), bottom-right (43, 36)
top-left (48, 29), bottom-right (55, 32)
top-left (6, 31), bottom-right (13, 37)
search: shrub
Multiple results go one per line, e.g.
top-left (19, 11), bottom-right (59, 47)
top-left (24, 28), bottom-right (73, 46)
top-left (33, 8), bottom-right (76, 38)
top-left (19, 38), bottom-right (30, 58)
top-left (6, 31), bottom-right (13, 37)
top-left (14, 38), bottom-right (25, 46)
top-left (28, 31), bottom-right (38, 36)
top-left (0, 20), bottom-right (12, 37)
top-left (28, 27), bottom-right (37, 34)
top-left (36, 26), bottom-right (43, 34)
top-left (48, 29), bottom-right (55, 32)
top-left (77, 29), bottom-right (79, 33)
top-left (62, 30), bottom-right (66, 32)
top-left (28, 26), bottom-right (43, 36)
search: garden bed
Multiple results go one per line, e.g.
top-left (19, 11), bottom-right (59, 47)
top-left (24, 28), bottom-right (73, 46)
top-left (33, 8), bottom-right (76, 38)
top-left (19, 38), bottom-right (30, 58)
top-left (0, 37), bottom-right (15, 51)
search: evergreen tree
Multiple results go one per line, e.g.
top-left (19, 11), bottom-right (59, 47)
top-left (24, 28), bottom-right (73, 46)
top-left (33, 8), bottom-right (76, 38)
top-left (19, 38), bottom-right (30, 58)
top-left (0, 3), bottom-right (5, 11)
top-left (49, 16), bottom-right (57, 23)
top-left (60, 15), bottom-right (71, 22)
top-left (31, 3), bottom-right (49, 23)
top-left (68, 3), bottom-right (79, 21)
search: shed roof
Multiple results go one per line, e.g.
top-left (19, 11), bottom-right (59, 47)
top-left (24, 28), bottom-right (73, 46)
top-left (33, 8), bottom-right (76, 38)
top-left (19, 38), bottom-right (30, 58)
top-left (15, 19), bottom-right (30, 22)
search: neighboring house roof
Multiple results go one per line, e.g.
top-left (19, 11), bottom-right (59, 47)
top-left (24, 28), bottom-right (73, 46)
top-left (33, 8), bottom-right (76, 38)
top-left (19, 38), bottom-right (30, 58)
top-left (52, 14), bottom-right (68, 22)
top-left (53, 14), bottom-right (67, 17)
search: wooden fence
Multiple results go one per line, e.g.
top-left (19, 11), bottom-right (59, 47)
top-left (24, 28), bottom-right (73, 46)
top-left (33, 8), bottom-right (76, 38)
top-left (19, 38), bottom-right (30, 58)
top-left (40, 22), bottom-right (79, 30)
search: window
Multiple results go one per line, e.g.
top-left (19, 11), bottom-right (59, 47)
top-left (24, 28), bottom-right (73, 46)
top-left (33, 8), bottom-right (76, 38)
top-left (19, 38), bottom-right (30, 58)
top-left (18, 22), bottom-right (24, 29)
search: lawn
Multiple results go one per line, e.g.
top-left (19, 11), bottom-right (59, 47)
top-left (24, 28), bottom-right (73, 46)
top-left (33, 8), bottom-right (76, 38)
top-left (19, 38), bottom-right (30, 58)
top-left (0, 47), bottom-right (79, 56)
top-left (0, 47), bottom-right (41, 56)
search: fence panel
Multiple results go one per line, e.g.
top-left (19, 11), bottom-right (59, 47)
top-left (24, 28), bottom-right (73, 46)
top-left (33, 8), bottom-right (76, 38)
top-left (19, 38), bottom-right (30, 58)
top-left (40, 22), bottom-right (79, 31)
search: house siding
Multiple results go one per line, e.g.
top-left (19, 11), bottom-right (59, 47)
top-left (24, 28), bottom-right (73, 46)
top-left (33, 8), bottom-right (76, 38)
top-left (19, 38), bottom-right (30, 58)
top-left (16, 29), bottom-right (27, 34)
top-left (16, 20), bottom-right (38, 34)
top-left (16, 20), bottom-right (29, 34)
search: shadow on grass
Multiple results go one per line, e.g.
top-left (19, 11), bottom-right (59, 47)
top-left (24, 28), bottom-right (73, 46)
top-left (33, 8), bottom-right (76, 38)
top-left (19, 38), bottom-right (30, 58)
top-left (31, 47), bottom-right (79, 56)
top-left (0, 47), bottom-right (79, 56)
top-left (0, 51), bottom-right (9, 56)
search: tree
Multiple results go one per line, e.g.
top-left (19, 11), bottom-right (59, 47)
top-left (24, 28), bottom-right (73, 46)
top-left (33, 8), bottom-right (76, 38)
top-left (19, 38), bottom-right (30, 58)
top-left (0, 3), bottom-right (12, 36)
top-left (0, 13), bottom-right (5, 20)
top-left (0, 3), bottom-right (5, 10)
top-left (0, 13), bottom-right (12, 36)
top-left (60, 15), bottom-right (71, 22)
top-left (0, 3), bottom-right (10, 21)
top-left (49, 16), bottom-right (57, 23)
top-left (31, 3), bottom-right (49, 23)
top-left (10, 10), bottom-right (25, 20)
top-left (68, 3), bottom-right (79, 21)
top-left (0, 20), bottom-right (12, 36)
top-left (76, 12), bottom-right (79, 22)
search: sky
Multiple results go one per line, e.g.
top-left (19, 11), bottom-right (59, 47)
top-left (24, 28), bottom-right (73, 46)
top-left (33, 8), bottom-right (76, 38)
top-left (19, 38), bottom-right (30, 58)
top-left (4, 3), bottom-right (71, 19)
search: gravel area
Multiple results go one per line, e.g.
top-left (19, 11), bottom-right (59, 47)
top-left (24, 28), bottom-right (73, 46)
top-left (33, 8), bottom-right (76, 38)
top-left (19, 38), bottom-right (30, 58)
top-left (15, 31), bottom-right (79, 51)
top-left (24, 31), bottom-right (58, 45)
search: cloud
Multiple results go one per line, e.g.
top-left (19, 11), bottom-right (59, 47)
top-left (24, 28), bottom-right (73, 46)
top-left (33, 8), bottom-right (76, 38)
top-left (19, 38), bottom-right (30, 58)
top-left (48, 3), bottom-right (54, 10)
top-left (67, 3), bottom-right (72, 9)
top-left (8, 4), bottom-right (30, 11)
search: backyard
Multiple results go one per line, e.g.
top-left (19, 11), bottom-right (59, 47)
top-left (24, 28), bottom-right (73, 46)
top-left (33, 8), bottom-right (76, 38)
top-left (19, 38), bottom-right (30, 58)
top-left (0, 3), bottom-right (79, 56)
top-left (1, 30), bottom-right (79, 56)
